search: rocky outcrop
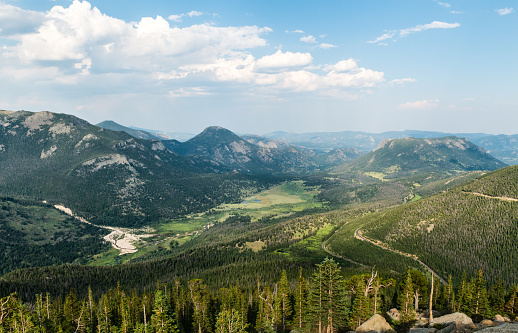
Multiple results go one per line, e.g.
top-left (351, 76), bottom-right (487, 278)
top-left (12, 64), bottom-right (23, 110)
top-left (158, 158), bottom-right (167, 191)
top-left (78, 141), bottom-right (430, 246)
top-left (387, 308), bottom-right (400, 321)
top-left (432, 312), bottom-right (473, 326)
top-left (476, 323), bottom-right (518, 332)
top-left (356, 314), bottom-right (395, 333)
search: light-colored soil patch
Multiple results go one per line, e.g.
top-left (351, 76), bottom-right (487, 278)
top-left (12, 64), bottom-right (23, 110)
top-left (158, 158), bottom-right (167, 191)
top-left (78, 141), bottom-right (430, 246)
top-left (364, 172), bottom-right (386, 181)
top-left (244, 240), bottom-right (266, 252)
top-left (54, 204), bottom-right (153, 255)
top-left (468, 192), bottom-right (518, 202)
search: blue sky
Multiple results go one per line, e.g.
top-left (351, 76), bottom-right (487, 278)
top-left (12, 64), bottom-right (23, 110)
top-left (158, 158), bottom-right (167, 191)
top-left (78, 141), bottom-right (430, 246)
top-left (0, 0), bottom-right (516, 135)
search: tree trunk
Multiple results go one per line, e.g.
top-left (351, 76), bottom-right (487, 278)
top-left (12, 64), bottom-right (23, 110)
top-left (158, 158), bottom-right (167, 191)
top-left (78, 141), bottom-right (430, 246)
top-left (429, 277), bottom-right (434, 324)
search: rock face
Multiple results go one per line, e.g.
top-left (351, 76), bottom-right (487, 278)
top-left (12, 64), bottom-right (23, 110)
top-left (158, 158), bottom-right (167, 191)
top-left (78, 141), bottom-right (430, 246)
top-left (387, 308), bottom-right (400, 321)
top-left (477, 323), bottom-right (518, 332)
top-left (356, 314), bottom-right (395, 333)
top-left (433, 312), bottom-right (473, 326)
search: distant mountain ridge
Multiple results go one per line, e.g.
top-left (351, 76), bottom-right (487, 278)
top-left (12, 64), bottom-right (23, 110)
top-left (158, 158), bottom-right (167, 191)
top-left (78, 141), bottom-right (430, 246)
top-left (163, 126), bottom-right (361, 174)
top-left (263, 130), bottom-right (518, 164)
top-left (337, 136), bottom-right (506, 177)
top-left (96, 120), bottom-right (165, 140)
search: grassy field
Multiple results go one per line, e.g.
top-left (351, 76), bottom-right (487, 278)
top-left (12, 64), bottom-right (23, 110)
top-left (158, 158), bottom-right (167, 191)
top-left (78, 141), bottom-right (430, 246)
top-left (88, 180), bottom-right (323, 265)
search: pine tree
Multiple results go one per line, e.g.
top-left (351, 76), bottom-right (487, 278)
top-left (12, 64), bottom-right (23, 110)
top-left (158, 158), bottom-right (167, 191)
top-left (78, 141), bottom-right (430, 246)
top-left (505, 285), bottom-right (518, 316)
top-left (293, 268), bottom-right (308, 329)
top-left (471, 270), bottom-right (490, 317)
top-left (457, 272), bottom-right (472, 315)
top-left (398, 271), bottom-right (415, 323)
top-left (275, 270), bottom-right (292, 332)
top-left (150, 289), bottom-right (178, 333)
top-left (188, 279), bottom-right (211, 333)
top-left (308, 258), bottom-right (346, 333)
top-left (349, 279), bottom-right (369, 330)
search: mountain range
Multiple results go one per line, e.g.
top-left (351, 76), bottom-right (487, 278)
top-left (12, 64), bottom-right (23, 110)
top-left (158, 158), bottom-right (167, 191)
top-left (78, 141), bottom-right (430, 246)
top-left (98, 120), bottom-right (518, 165)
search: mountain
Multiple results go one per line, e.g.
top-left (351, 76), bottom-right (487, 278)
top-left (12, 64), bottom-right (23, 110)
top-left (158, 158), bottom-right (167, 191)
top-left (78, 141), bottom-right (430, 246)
top-left (164, 126), bottom-right (361, 174)
top-left (0, 111), bottom-right (277, 227)
top-left (96, 120), bottom-right (164, 140)
top-left (336, 136), bottom-right (506, 178)
top-left (329, 165), bottom-right (518, 285)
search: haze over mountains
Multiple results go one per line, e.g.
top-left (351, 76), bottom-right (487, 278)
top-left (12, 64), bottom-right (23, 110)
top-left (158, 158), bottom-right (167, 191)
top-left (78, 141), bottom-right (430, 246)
top-left (97, 120), bottom-right (518, 165)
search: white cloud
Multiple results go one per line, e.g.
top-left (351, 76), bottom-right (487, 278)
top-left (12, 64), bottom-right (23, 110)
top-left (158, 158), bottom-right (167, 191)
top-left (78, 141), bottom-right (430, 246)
top-left (285, 29), bottom-right (304, 34)
top-left (10, 0), bottom-right (271, 70)
top-left (168, 10), bottom-right (203, 22)
top-left (255, 50), bottom-right (313, 72)
top-left (398, 99), bottom-right (439, 110)
top-left (496, 8), bottom-right (514, 15)
top-left (300, 35), bottom-right (317, 43)
top-left (0, 4), bottom-right (45, 37)
top-left (0, 1), bottom-right (393, 104)
top-left (318, 43), bottom-right (337, 49)
top-left (400, 21), bottom-right (460, 36)
top-left (450, 11), bottom-right (464, 14)
top-left (369, 21), bottom-right (460, 44)
top-left (367, 32), bottom-right (396, 44)
top-left (435, 1), bottom-right (451, 8)
top-left (168, 87), bottom-right (211, 98)
top-left (389, 78), bottom-right (417, 85)
top-left (324, 59), bottom-right (358, 72)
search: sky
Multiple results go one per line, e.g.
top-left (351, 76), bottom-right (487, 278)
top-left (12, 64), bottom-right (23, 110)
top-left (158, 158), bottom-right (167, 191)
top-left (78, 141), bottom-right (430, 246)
top-left (0, 0), bottom-right (517, 135)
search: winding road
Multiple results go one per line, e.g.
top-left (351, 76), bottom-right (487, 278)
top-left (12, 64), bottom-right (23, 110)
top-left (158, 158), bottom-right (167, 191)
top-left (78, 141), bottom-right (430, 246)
top-left (354, 227), bottom-right (447, 284)
top-left (321, 232), bottom-right (366, 267)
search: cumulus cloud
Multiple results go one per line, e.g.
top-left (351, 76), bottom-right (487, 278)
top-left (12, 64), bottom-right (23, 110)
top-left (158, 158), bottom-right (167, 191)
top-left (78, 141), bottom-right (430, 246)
top-left (398, 99), bottom-right (439, 110)
top-left (168, 10), bottom-right (203, 22)
top-left (0, 0), bottom-right (394, 103)
top-left (496, 8), bottom-right (514, 15)
top-left (368, 21), bottom-right (460, 44)
top-left (255, 50), bottom-right (313, 72)
top-left (0, 4), bottom-right (45, 37)
top-left (285, 29), bottom-right (304, 33)
top-left (300, 35), bottom-right (317, 43)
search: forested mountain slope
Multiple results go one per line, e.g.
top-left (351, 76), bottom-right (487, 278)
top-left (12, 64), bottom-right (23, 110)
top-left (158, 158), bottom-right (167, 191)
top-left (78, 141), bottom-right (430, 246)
top-left (0, 196), bottom-right (110, 275)
top-left (334, 165), bottom-right (518, 286)
top-left (336, 136), bottom-right (506, 178)
top-left (0, 110), bottom-right (278, 227)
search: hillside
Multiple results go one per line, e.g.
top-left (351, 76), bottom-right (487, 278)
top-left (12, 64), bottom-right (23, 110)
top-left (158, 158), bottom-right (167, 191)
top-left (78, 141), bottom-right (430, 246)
top-left (336, 136), bottom-right (506, 178)
top-left (0, 196), bottom-right (110, 275)
top-left (0, 111), bottom-right (278, 227)
top-left (327, 165), bottom-right (518, 286)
